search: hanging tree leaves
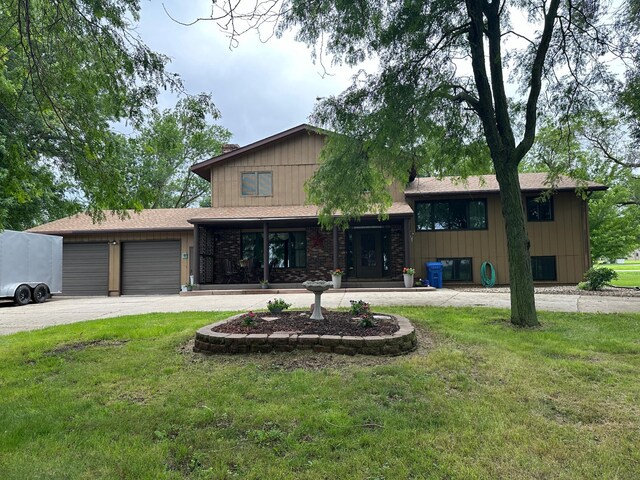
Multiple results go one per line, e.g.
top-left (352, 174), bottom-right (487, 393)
top-left (0, 0), bottom-right (182, 228)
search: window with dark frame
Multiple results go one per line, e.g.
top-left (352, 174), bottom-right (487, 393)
top-left (240, 232), bottom-right (306, 268)
top-left (531, 256), bottom-right (557, 281)
top-left (437, 258), bottom-right (473, 282)
top-left (241, 172), bottom-right (273, 196)
top-left (415, 199), bottom-right (487, 231)
top-left (526, 195), bottom-right (554, 221)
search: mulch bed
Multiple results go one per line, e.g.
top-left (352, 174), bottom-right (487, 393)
top-left (212, 310), bottom-right (400, 336)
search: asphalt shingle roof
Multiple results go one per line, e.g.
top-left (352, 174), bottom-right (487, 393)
top-left (404, 172), bottom-right (606, 196)
top-left (29, 203), bottom-right (414, 234)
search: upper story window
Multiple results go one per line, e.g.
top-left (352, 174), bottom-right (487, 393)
top-left (241, 172), bottom-right (273, 196)
top-left (415, 199), bottom-right (487, 231)
top-left (526, 195), bottom-right (554, 221)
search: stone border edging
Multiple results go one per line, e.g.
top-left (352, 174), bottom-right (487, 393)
top-left (194, 313), bottom-right (417, 356)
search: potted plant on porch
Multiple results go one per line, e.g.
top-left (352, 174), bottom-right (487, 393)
top-left (402, 267), bottom-right (415, 288)
top-left (331, 269), bottom-right (345, 289)
top-left (259, 279), bottom-right (270, 289)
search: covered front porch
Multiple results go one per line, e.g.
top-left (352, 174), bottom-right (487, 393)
top-left (190, 210), bottom-right (413, 289)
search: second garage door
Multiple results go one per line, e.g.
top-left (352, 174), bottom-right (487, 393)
top-left (121, 241), bottom-right (181, 295)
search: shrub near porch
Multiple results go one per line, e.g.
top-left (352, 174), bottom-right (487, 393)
top-left (0, 307), bottom-right (638, 478)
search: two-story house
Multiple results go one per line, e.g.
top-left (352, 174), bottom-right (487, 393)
top-left (30, 124), bottom-right (606, 295)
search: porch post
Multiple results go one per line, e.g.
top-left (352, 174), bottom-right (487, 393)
top-left (403, 218), bottom-right (411, 267)
top-left (263, 222), bottom-right (269, 282)
top-left (332, 225), bottom-right (338, 271)
top-left (193, 223), bottom-right (200, 285)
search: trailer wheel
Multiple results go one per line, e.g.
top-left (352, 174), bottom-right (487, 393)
top-left (33, 284), bottom-right (49, 303)
top-left (14, 284), bottom-right (31, 306)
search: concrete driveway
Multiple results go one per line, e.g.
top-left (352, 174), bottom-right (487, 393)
top-left (0, 289), bottom-right (638, 336)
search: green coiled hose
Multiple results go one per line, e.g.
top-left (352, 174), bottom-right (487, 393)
top-left (481, 261), bottom-right (496, 288)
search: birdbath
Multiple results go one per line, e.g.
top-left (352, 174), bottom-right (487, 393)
top-left (302, 280), bottom-right (333, 320)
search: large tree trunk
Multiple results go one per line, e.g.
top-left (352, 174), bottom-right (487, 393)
top-left (494, 162), bottom-right (539, 327)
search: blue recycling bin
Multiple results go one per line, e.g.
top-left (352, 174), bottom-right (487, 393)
top-left (426, 262), bottom-right (443, 288)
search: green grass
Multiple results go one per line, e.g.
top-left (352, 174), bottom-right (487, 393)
top-left (601, 262), bottom-right (640, 287)
top-left (1, 307), bottom-right (639, 479)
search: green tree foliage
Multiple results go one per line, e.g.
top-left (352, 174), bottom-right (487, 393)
top-left (0, 0), bottom-right (180, 229)
top-left (590, 187), bottom-right (640, 261)
top-left (122, 94), bottom-right (231, 209)
top-left (214, 0), bottom-right (636, 326)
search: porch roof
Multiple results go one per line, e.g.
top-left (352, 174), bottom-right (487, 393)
top-left (188, 203), bottom-right (414, 224)
top-left (29, 203), bottom-right (413, 235)
top-left (404, 172), bottom-right (607, 196)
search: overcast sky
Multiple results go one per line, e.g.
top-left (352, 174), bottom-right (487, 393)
top-left (135, 0), bottom-right (357, 146)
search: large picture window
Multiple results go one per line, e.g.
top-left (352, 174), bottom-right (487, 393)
top-left (241, 232), bottom-right (306, 268)
top-left (531, 256), bottom-right (557, 281)
top-left (438, 258), bottom-right (473, 282)
top-left (526, 196), bottom-right (554, 221)
top-left (416, 199), bottom-right (487, 231)
top-left (241, 172), bottom-right (273, 196)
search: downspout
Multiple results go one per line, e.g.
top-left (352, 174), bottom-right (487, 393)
top-left (584, 192), bottom-right (593, 271)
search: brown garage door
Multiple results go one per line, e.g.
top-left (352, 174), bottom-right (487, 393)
top-left (63, 243), bottom-right (109, 296)
top-left (121, 241), bottom-right (181, 295)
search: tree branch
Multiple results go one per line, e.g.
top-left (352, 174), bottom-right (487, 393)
top-left (514, 0), bottom-right (561, 162)
top-left (484, 0), bottom-right (515, 152)
top-left (583, 132), bottom-right (640, 169)
top-left (464, 0), bottom-right (502, 157)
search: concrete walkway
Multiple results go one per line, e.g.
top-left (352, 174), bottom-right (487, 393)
top-left (0, 289), bottom-right (638, 336)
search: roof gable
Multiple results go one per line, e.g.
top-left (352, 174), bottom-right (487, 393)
top-left (191, 124), bottom-right (326, 180)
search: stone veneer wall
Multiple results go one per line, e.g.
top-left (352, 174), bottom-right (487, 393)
top-left (194, 313), bottom-right (417, 356)
top-left (390, 228), bottom-right (405, 280)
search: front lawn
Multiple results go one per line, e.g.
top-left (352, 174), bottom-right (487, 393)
top-left (607, 261), bottom-right (640, 287)
top-left (1, 307), bottom-right (639, 479)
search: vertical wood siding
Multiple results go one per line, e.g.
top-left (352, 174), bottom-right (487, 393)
top-left (209, 131), bottom-right (407, 207)
top-left (409, 192), bottom-right (587, 284)
top-left (62, 231), bottom-right (193, 295)
top-left (211, 132), bottom-right (324, 207)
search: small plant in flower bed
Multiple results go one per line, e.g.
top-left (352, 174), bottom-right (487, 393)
top-left (356, 312), bottom-right (376, 328)
top-left (578, 267), bottom-right (618, 291)
top-left (267, 298), bottom-right (291, 313)
top-left (350, 299), bottom-right (370, 315)
top-left (241, 311), bottom-right (258, 326)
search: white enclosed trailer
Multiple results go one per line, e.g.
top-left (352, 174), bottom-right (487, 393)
top-left (0, 230), bottom-right (62, 305)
